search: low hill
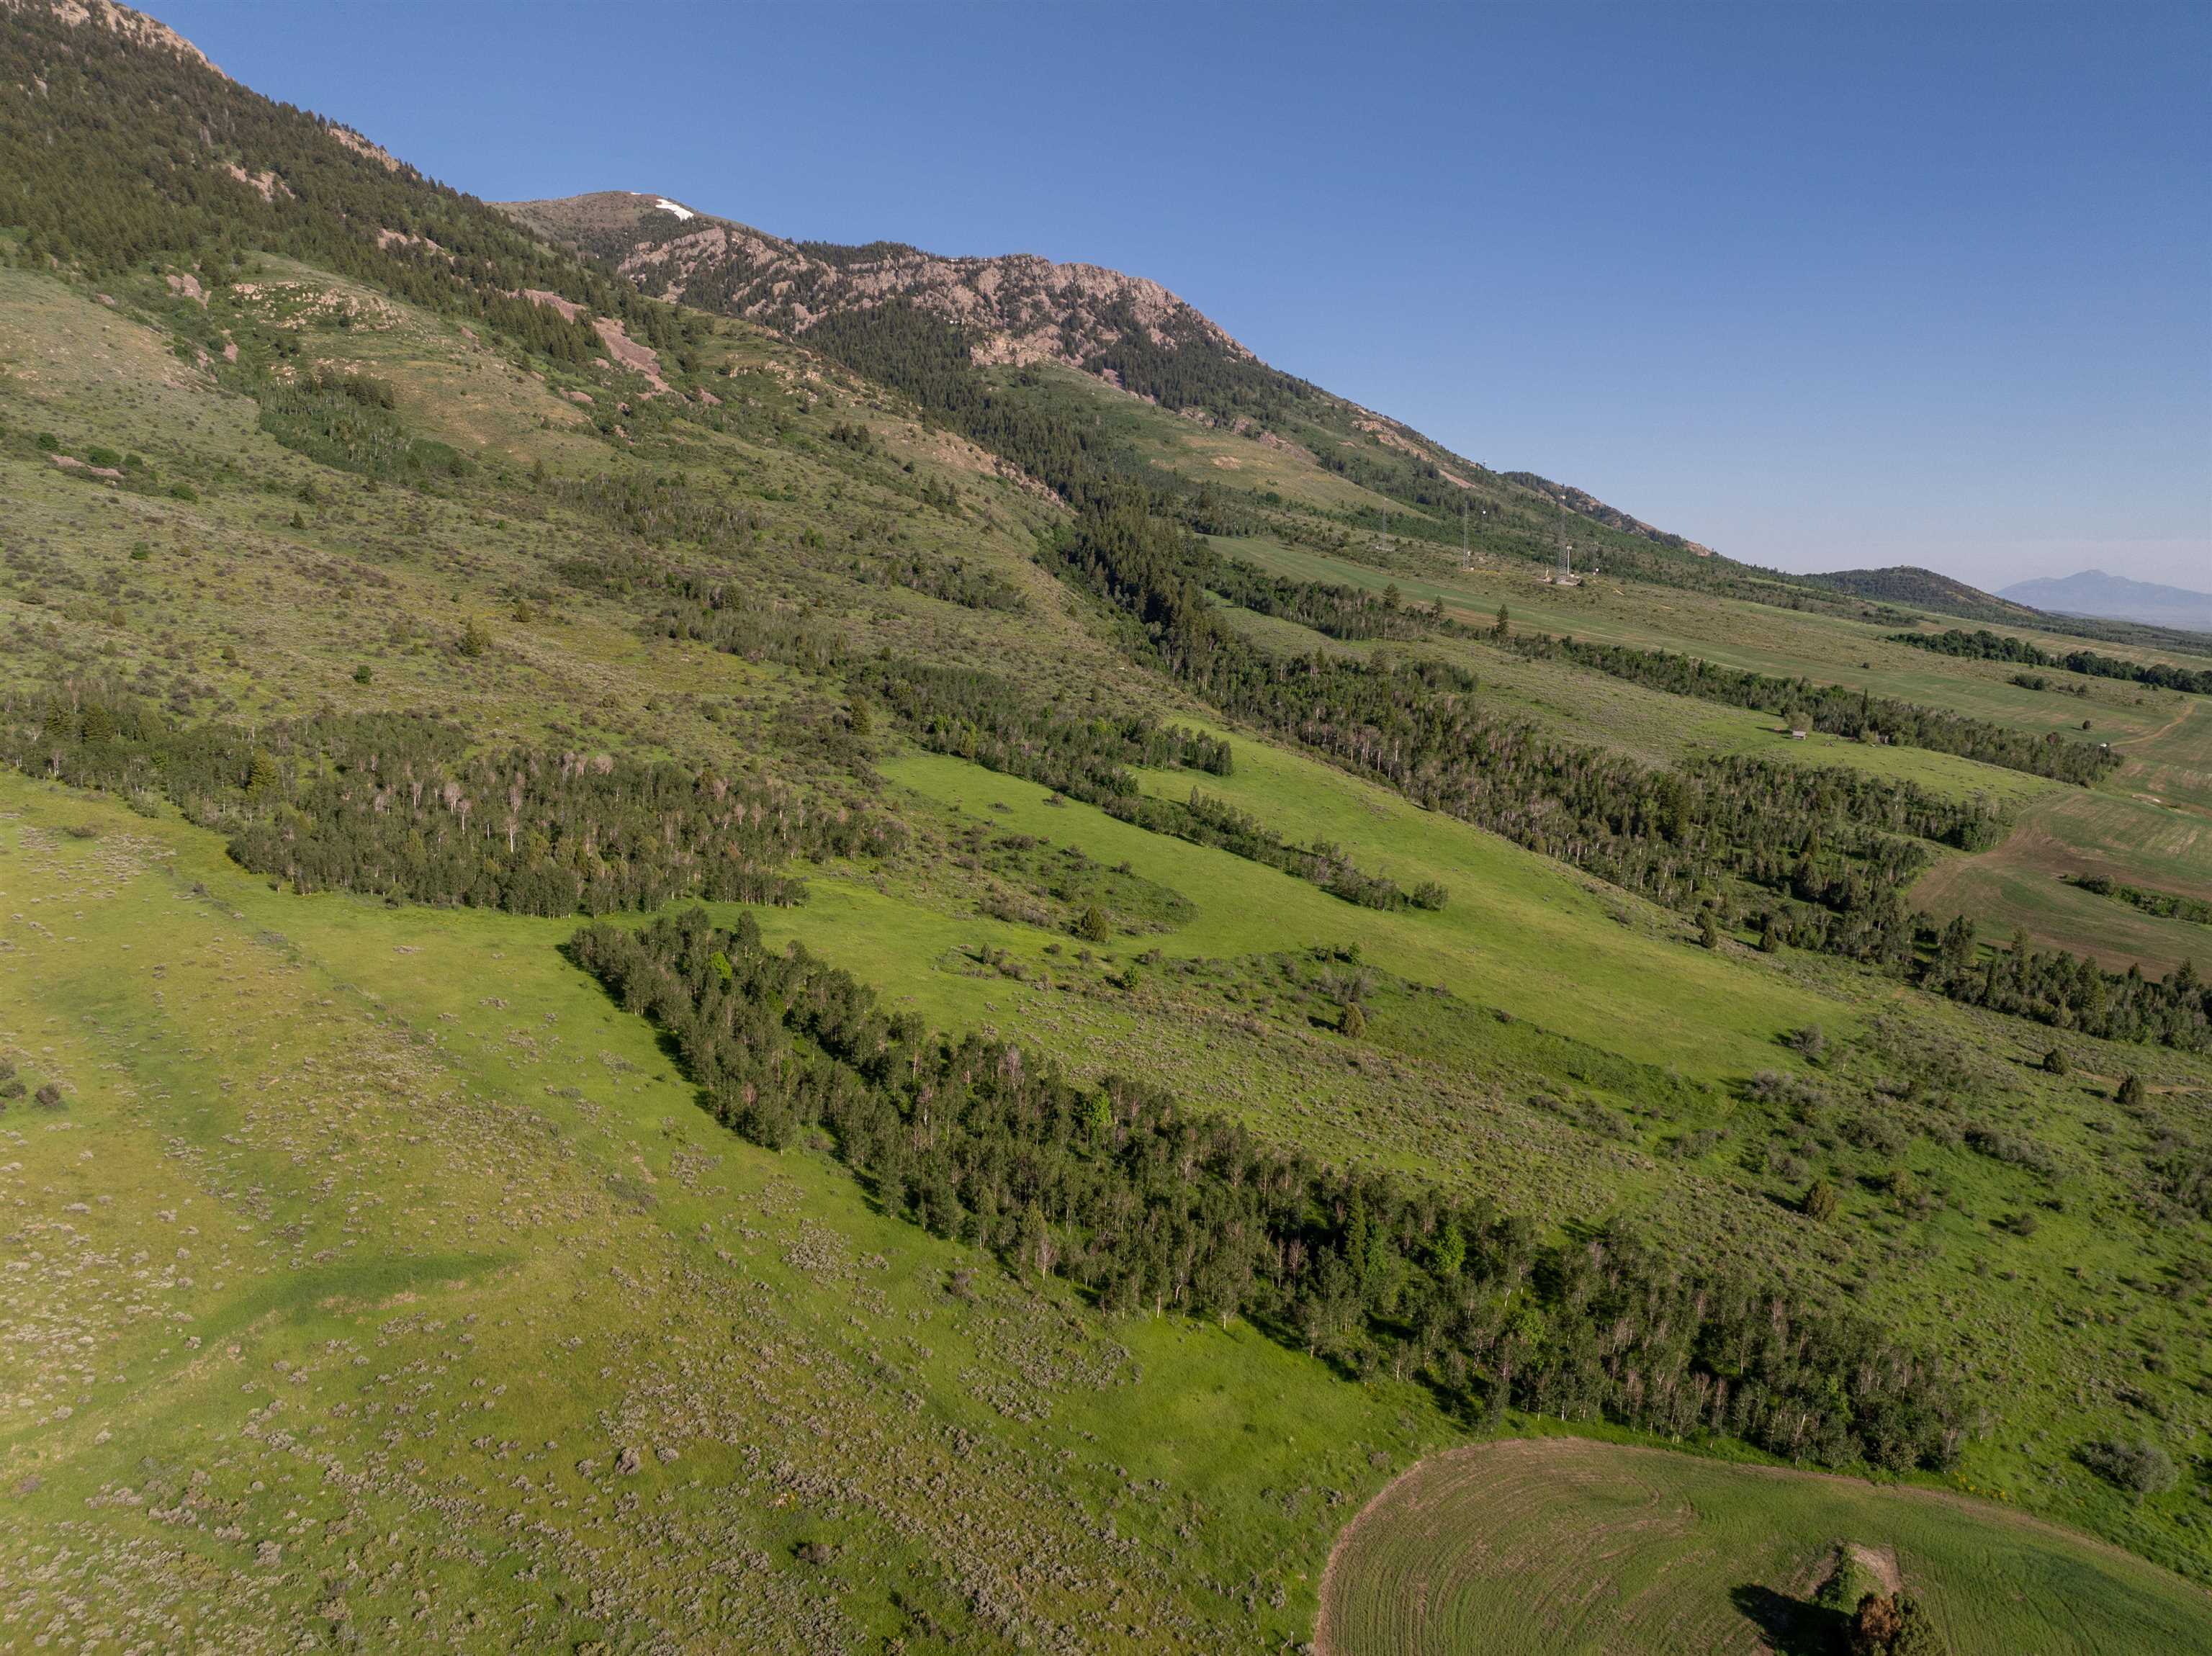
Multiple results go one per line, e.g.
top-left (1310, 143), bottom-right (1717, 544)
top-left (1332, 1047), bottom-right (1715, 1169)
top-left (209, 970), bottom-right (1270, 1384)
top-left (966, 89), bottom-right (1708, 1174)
top-left (1808, 564), bottom-right (2212, 653)
top-left (2000, 569), bottom-right (2212, 632)
top-left (1804, 564), bottom-right (2040, 621)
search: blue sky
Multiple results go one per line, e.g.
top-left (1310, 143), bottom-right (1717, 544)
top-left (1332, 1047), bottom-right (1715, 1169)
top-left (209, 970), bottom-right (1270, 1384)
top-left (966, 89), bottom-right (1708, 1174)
top-left (158, 1), bottom-right (2210, 589)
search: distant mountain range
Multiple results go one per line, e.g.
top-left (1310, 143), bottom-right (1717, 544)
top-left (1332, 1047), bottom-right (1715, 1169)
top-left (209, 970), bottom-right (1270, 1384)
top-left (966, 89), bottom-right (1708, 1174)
top-left (1997, 570), bottom-right (2212, 632)
top-left (1804, 565), bottom-right (2212, 653)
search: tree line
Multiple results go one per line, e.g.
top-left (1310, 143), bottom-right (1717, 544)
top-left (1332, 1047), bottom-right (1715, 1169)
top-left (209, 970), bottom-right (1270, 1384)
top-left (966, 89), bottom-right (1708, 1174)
top-left (0, 690), bottom-right (894, 916)
top-left (572, 906), bottom-right (1969, 1474)
top-left (2069, 875), bottom-right (2212, 928)
top-left (1039, 510), bottom-right (2212, 1047)
top-left (1892, 629), bottom-right (2212, 698)
top-left (1915, 918), bottom-right (2211, 1050)
top-left (852, 660), bottom-right (1445, 912)
top-left (1497, 628), bottom-right (2118, 785)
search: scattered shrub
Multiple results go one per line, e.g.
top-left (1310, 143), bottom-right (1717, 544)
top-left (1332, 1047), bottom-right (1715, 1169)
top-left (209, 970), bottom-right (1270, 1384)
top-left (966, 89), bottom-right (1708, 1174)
top-left (2079, 1436), bottom-right (2177, 1500)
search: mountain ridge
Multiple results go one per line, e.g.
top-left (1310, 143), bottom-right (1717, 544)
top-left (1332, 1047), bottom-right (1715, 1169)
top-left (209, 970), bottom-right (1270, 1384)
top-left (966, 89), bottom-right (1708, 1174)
top-left (1, 0), bottom-right (217, 73)
top-left (502, 189), bottom-right (1731, 566)
top-left (1998, 568), bottom-right (2212, 631)
top-left (500, 189), bottom-right (1256, 374)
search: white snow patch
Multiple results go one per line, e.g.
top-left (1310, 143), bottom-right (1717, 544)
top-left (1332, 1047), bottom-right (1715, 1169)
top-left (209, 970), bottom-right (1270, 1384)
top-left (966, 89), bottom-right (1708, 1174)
top-left (652, 197), bottom-right (696, 221)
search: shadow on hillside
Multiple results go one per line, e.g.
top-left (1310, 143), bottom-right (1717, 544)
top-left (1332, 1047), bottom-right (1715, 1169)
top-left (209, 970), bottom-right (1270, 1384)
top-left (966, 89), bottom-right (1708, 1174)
top-left (1729, 1583), bottom-right (1846, 1656)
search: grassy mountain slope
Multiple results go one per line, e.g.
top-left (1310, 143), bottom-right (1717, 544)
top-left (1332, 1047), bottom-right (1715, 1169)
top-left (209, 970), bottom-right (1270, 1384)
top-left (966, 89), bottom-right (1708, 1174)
top-left (503, 191), bottom-right (1745, 577)
top-left (1, 5), bottom-right (2210, 1650)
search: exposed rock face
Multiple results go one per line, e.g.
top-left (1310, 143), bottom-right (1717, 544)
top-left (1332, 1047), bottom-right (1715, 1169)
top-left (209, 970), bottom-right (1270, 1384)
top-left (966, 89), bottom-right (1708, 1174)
top-left (503, 192), bottom-right (1249, 375)
top-left (590, 315), bottom-right (666, 390)
top-left (518, 287), bottom-right (583, 323)
top-left (225, 162), bottom-right (292, 202)
top-left (512, 287), bottom-right (670, 394)
top-left (325, 120), bottom-right (400, 171)
top-left (6, 0), bottom-right (220, 76)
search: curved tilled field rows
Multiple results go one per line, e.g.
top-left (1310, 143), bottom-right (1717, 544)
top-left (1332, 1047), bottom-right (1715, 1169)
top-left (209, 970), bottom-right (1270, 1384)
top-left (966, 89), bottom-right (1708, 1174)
top-left (1316, 1438), bottom-right (2212, 1656)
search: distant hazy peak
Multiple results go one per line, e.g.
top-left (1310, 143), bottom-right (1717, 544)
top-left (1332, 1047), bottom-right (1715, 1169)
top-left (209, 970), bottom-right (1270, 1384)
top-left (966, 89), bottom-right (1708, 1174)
top-left (1997, 569), bottom-right (2212, 629)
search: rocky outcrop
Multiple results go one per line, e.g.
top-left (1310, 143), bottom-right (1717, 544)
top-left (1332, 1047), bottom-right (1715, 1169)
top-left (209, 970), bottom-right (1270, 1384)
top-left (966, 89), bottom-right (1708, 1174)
top-left (225, 162), bottom-right (292, 202)
top-left (6, 0), bottom-right (220, 76)
top-left (503, 192), bottom-right (1249, 376)
top-left (325, 121), bottom-right (400, 172)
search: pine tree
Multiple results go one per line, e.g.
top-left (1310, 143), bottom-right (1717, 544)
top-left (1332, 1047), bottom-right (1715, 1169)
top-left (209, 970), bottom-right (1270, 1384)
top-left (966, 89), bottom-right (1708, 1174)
top-left (1889, 1596), bottom-right (1948, 1656)
top-left (1431, 1220), bottom-right (1465, 1279)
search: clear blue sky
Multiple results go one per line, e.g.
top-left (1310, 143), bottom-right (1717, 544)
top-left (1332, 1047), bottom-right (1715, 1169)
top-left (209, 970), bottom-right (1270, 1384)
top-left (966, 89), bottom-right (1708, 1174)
top-left (158, 0), bottom-right (2210, 589)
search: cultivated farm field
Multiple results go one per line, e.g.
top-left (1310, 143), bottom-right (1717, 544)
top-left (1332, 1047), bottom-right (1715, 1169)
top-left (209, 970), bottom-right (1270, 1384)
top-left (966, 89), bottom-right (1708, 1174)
top-left (1316, 1437), bottom-right (2212, 1656)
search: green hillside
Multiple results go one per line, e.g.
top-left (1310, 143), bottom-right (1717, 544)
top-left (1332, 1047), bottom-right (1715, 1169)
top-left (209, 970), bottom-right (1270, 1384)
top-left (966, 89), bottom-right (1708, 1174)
top-left (0, 4), bottom-right (2207, 1650)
